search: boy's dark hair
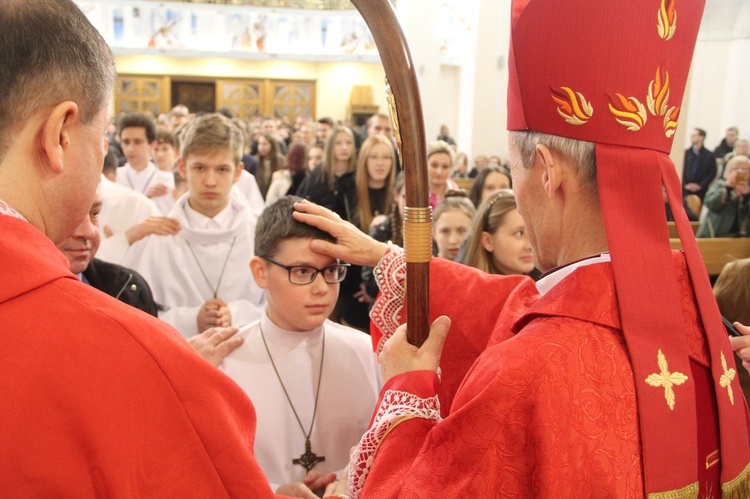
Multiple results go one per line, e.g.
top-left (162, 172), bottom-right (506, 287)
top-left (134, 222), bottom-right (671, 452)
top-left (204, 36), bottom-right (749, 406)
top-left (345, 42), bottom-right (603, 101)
top-left (156, 129), bottom-right (177, 148)
top-left (102, 150), bottom-right (118, 176)
top-left (255, 196), bottom-right (335, 257)
top-left (317, 117), bottom-right (334, 127)
top-left (117, 113), bottom-right (157, 143)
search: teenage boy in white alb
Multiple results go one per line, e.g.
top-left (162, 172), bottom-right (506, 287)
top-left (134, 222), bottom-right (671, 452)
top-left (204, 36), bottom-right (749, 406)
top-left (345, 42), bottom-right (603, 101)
top-left (124, 113), bottom-right (264, 337)
top-left (220, 196), bottom-right (381, 498)
top-left (116, 113), bottom-right (175, 215)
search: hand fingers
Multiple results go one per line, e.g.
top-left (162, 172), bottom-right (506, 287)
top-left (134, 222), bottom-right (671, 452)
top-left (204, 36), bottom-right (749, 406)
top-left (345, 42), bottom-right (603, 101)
top-left (419, 316), bottom-right (451, 368)
top-left (103, 225), bottom-right (113, 238)
top-left (214, 335), bottom-right (243, 357)
top-left (308, 239), bottom-right (352, 262)
top-left (293, 210), bottom-right (346, 239)
top-left (304, 471), bottom-right (337, 490)
top-left (293, 200), bottom-right (340, 220)
top-left (733, 322), bottom-right (750, 336)
top-left (213, 326), bottom-right (239, 342)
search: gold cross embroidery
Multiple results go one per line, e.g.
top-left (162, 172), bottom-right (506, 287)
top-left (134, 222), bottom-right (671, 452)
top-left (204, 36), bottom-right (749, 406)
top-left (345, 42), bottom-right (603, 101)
top-left (719, 351), bottom-right (736, 405)
top-left (645, 349), bottom-right (688, 410)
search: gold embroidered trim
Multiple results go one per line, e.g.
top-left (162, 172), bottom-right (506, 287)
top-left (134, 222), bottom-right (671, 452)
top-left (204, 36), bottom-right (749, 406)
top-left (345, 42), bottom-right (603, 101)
top-left (645, 349), bottom-right (689, 410)
top-left (722, 462), bottom-right (750, 499)
top-left (719, 351), bottom-right (737, 405)
top-left (647, 481), bottom-right (698, 499)
top-left (706, 450), bottom-right (720, 470)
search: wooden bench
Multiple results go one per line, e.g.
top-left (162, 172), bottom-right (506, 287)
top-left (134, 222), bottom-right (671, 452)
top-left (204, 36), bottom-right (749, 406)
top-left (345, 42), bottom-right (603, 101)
top-left (454, 177), bottom-right (474, 192)
top-left (666, 221), bottom-right (700, 238)
top-left (669, 237), bottom-right (750, 275)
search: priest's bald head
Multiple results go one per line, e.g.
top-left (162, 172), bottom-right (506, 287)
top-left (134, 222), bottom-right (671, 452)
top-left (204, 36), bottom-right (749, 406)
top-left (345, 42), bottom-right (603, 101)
top-left (0, 0), bottom-right (116, 243)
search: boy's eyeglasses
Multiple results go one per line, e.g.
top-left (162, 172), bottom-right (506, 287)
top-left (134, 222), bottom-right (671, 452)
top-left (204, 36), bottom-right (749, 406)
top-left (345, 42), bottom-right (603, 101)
top-left (261, 256), bottom-right (350, 285)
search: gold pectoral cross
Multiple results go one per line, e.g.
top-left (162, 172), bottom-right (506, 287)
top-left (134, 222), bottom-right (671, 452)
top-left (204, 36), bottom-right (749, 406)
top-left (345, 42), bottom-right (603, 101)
top-left (293, 439), bottom-right (325, 472)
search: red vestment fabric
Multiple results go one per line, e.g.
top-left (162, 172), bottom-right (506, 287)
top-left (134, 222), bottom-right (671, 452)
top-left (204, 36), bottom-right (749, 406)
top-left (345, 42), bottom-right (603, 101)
top-left (371, 258), bottom-right (528, 416)
top-left (0, 215), bottom-right (287, 497)
top-left (362, 255), bottom-right (724, 498)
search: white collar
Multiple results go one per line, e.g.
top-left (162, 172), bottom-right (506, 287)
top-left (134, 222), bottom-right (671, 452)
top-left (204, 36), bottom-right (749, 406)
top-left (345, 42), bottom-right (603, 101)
top-left (259, 312), bottom-right (324, 349)
top-left (124, 161), bottom-right (156, 175)
top-left (535, 253), bottom-right (611, 297)
top-left (0, 198), bottom-right (26, 221)
top-left (184, 199), bottom-right (235, 230)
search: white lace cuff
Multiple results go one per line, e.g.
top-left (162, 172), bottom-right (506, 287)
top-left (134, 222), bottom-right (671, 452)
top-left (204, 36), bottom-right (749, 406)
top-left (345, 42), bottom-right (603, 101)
top-left (348, 389), bottom-right (441, 499)
top-left (369, 245), bottom-right (406, 354)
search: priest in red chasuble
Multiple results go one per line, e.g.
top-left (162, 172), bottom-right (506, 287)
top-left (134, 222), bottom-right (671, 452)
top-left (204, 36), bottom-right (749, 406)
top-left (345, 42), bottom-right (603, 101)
top-left (295, 0), bottom-right (750, 497)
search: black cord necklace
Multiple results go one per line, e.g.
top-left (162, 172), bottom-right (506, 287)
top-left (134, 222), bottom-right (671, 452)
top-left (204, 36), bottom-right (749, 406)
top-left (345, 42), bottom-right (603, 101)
top-left (259, 323), bottom-right (326, 472)
top-left (185, 236), bottom-right (237, 299)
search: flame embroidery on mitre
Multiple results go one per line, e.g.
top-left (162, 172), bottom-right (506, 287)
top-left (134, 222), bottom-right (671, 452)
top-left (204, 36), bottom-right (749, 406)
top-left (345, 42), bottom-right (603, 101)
top-left (551, 86), bottom-right (593, 126)
top-left (608, 93), bottom-right (647, 132)
top-left (663, 106), bottom-right (680, 138)
top-left (647, 67), bottom-right (671, 117)
top-left (657, 0), bottom-right (677, 41)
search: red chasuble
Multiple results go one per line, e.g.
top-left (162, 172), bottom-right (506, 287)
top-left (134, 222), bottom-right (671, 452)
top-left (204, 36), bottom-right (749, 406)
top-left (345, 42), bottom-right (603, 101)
top-left (0, 215), bottom-right (287, 497)
top-left (358, 254), bottom-right (725, 498)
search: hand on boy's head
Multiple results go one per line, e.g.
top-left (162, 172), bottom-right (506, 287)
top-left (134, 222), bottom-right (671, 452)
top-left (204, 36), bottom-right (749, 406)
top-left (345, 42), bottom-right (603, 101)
top-left (145, 183), bottom-right (169, 198)
top-left (187, 326), bottom-right (243, 367)
top-left (379, 315), bottom-right (451, 383)
top-left (197, 298), bottom-right (232, 331)
top-left (292, 201), bottom-right (390, 267)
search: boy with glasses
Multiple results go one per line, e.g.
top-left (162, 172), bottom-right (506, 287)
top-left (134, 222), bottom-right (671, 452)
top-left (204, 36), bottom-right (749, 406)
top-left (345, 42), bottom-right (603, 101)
top-left (220, 196), bottom-right (381, 498)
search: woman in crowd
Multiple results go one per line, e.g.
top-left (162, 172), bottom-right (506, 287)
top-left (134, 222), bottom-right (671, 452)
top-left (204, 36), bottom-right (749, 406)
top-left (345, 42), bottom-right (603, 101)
top-left (433, 191), bottom-right (475, 261)
top-left (265, 141), bottom-right (308, 204)
top-left (334, 135), bottom-right (398, 330)
top-left (463, 189), bottom-right (539, 278)
top-left (354, 135), bottom-right (397, 231)
top-left (361, 172), bottom-right (406, 302)
top-left (306, 141), bottom-right (324, 173)
top-left (451, 152), bottom-right (470, 178)
top-left (468, 165), bottom-right (512, 208)
top-left (297, 126), bottom-right (358, 220)
top-left (697, 155), bottom-right (750, 238)
top-left (427, 140), bottom-right (460, 209)
top-left (253, 133), bottom-right (285, 199)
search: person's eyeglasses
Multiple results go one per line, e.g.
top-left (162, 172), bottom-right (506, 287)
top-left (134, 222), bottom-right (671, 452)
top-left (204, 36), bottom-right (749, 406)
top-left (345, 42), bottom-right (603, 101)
top-left (261, 256), bottom-right (350, 285)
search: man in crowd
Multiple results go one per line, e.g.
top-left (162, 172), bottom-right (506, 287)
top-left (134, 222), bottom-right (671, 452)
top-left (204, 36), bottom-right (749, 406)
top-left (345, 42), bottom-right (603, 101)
top-left (683, 127), bottom-right (717, 200)
top-left (116, 112), bottom-right (175, 214)
top-left (715, 126), bottom-right (739, 159)
top-left (295, 1), bottom-right (750, 497)
top-left (366, 112), bottom-right (393, 138)
top-left (0, 1), bottom-right (295, 496)
top-left (57, 185), bottom-right (158, 316)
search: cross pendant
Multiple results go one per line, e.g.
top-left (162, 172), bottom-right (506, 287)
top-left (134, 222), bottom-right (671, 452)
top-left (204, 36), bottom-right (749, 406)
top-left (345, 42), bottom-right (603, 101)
top-left (293, 438), bottom-right (325, 472)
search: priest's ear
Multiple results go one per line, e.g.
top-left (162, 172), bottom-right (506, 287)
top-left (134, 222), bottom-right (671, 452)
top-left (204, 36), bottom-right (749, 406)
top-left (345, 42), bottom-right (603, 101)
top-left (249, 256), bottom-right (269, 289)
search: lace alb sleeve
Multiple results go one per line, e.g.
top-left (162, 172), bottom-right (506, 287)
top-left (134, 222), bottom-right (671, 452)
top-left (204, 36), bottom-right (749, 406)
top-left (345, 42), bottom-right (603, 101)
top-left (348, 389), bottom-right (441, 499)
top-left (369, 245), bottom-right (406, 354)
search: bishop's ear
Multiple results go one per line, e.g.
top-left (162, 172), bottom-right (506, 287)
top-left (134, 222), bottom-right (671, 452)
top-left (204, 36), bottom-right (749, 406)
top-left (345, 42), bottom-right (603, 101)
top-left (534, 143), bottom-right (563, 199)
top-left (249, 256), bottom-right (269, 289)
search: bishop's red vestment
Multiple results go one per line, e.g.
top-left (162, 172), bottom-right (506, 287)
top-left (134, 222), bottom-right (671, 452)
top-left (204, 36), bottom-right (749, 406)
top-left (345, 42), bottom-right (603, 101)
top-left (0, 215), bottom-right (286, 497)
top-left (356, 253), bottom-right (726, 498)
